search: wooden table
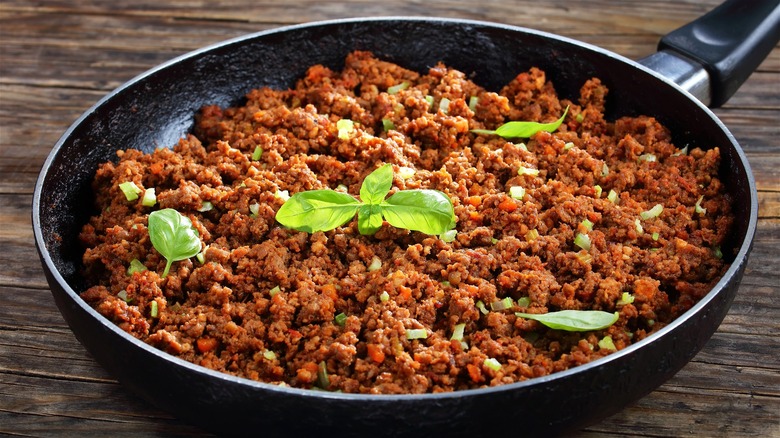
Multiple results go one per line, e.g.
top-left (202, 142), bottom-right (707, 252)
top-left (1, 1), bottom-right (778, 436)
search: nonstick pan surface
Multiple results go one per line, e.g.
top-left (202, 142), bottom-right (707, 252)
top-left (34, 2), bottom-right (777, 436)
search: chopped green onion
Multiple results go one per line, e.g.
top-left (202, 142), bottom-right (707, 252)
top-left (269, 285), bottom-right (280, 297)
top-left (563, 142), bottom-right (575, 151)
top-left (263, 349), bottom-right (277, 360)
top-left (387, 81), bottom-right (410, 95)
top-left (440, 229), bottom-right (457, 243)
top-left (491, 237), bottom-right (498, 244)
top-left (574, 233), bottom-right (591, 251)
top-left (367, 256), bottom-right (382, 272)
top-left (251, 146), bottom-right (263, 160)
top-left (317, 361), bottom-right (330, 389)
top-left (424, 95), bottom-right (434, 107)
top-left (490, 297), bottom-right (515, 311)
top-left (647, 319), bottom-right (655, 327)
top-left (594, 185), bottom-right (602, 198)
top-left (598, 335), bottom-right (616, 351)
top-left (379, 291), bottom-right (390, 302)
top-left (119, 181), bottom-right (142, 201)
top-left (635, 218), bottom-right (644, 234)
top-left (468, 96), bottom-right (479, 112)
top-left (127, 258), bottom-right (147, 275)
top-left (249, 203), bottom-right (260, 218)
top-left (694, 195), bottom-right (707, 215)
top-left (652, 232), bottom-right (660, 241)
top-left (575, 113), bottom-right (585, 123)
top-left (601, 163), bottom-right (609, 177)
top-left (640, 204), bottom-right (664, 220)
top-left (150, 300), bottom-right (158, 318)
top-left (518, 166), bottom-right (540, 177)
top-left (638, 153), bottom-right (657, 162)
top-left (196, 250), bottom-right (206, 264)
top-left (382, 118), bottom-right (395, 132)
top-left (141, 188), bottom-right (157, 207)
top-left (439, 97), bottom-right (451, 114)
top-left (337, 119), bottom-right (355, 140)
top-left (117, 290), bottom-right (130, 303)
top-left (618, 292), bottom-right (635, 305)
top-left (509, 186), bottom-right (526, 200)
top-left (405, 328), bottom-right (428, 340)
top-left (334, 312), bottom-right (347, 326)
top-left (525, 229), bottom-right (539, 241)
top-left (516, 297), bottom-right (531, 308)
top-left (607, 189), bottom-right (619, 204)
top-left (476, 300), bottom-right (489, 315)
top-left (451, 323), bottom-right (466, 341)
top-left (483, 357), bottom-right (501, 371)
top-left (197, 201), bottom-right (214, 212)
top-left (713, 246), bottom-right (723, 259)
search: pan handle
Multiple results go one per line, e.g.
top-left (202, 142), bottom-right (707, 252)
top-left (640, 0), bottom-right (780, 108)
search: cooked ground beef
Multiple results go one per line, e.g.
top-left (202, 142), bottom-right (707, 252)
top-left (79, 51), bottom-right (733, 394)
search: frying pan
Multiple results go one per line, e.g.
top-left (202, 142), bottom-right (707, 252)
top-left (33, 0), bottom-right (778, 436)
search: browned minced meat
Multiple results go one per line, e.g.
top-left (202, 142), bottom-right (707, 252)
top-left (79, 51), bottom-right (733, 394)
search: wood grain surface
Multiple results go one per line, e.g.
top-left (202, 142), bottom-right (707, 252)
top-left (1, 1), bottom-right (778, 436)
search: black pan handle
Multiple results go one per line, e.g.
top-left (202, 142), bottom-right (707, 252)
top-left (654, 0), bottom-right (780, 108)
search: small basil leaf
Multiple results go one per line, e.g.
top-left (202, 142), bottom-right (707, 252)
top-left (148, 208), bottom-right (202, 277)
top-left (515, 309), bottom-right (618, 332)
top-left (381, 189), bottom-right (455, 235)
top-left (276, 190), bottom-right (360, 233)
top-left (474, 106), bottom-right (569, 139)
top-left (357, 204), bottom-right (383, 235)
top-left (360, 164), bottom-right (393, 205)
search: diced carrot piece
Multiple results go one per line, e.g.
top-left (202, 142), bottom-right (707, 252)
top-left (196, 337), bottom-right (218, 353)
top-left (367, 344), bottom-right (386, 364)
top-left (498, 198), bottom-right (518, 212)
top-left (465, 196), bottom-right (482, 207)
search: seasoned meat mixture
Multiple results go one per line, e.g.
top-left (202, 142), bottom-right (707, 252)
top-left (79, 51), bottom-right (733, 394)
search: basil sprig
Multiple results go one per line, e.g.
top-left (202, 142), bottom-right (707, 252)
top-left (148, 208), bottom-right (202, 277)
top-left (515, 309), bottom-right (618, 332)
top-left (276, 164), bottom-right (455, 236)
top-left (472, 106), bottom-right (569, 138)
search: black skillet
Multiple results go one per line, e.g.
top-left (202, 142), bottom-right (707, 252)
top-left (33, 0), bottom-right (779, 436)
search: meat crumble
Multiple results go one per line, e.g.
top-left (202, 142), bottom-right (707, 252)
top-left (79, 51), bottom-right (733, 394)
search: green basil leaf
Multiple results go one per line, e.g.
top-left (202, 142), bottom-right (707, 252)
top-left (381, 189), bottom-right (455, 235)
top-left (148, 208), bottom-right (202, 277)
top-left (474, 106), bottom-right (569, 139)
top-left (357, 204), bottom-right (383, 235)
top-left (360, 164), bottom-right (393, 205)
top-left (515, 309), bottom-right (618, 332)
top-left (275, 190), bottom-right (360, 233)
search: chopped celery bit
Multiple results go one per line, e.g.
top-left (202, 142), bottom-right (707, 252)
top-left (516, 297), bottom-right (531, 308)
top-left (451, 323), bottom-right (466, 341)
top-left (607, 189), bottom-right (619, 204)
top-left (197, 201), bottom-right (214, 212)
top-left (439, 97), bottom-right (451, 114)
top-left (398, 166), bottom-right (415, 180)
top-left (476, 300), bottom-right (489, 315)
top-left (387, 81), bottom-right (410, 94)
top-left (594, 185), bottom-right (602, 198)
top-left (638, 153), bottom-right (657, 162)
top-left (509, 186), bottom-right (526, 200)
top-left (468, 96), bottom-right (478, 112)
top-left (337, 119), bottom-right (355, 140)
top-left (263, 349), bottom-right (277, 360)
top-left (574, 233), bottom-right (591, 251)
top-left (269, 285), bottom-right (281, 297)
top-left (367, 256), bottom-right (382, 272)
top-left (517, 166), bottom-right (539, 177)
top-left (334, 312), bottom-right (347, 326)
top-left (119, 181), bottom-right (142, 201)
top-left (150, 300), bottom-right (158, 318)
top-left (635, 218), bottom-right (644, 234)
top-left (249, 203), bottom-right (260, 218)
top-left (490, 297), bottom-right (514, 311)
top-left (382, 118), bottom-right (395, 131)
top-left (405, 328), bottom-right (428, 340)
top-left (483, 357), bottom-right (501, 371)
top-left (127, 258), bottom-right (147, 275)
top-left (379, 291), bottom-right (390, 302)
top-left (695, 195), bottom-right (707, 215)
top-left (618, 292), bottom-right (635, 305)
top-left (598, 335), bottom-right (616, 351)
top-left (251, 146), bottom-right (263, 160)
top-left (440, 229), bottom-right (457, 243)
top-left (640, 204), bottom-right (664, 220)
top-left (141, 188), bottom-right (156, 207)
